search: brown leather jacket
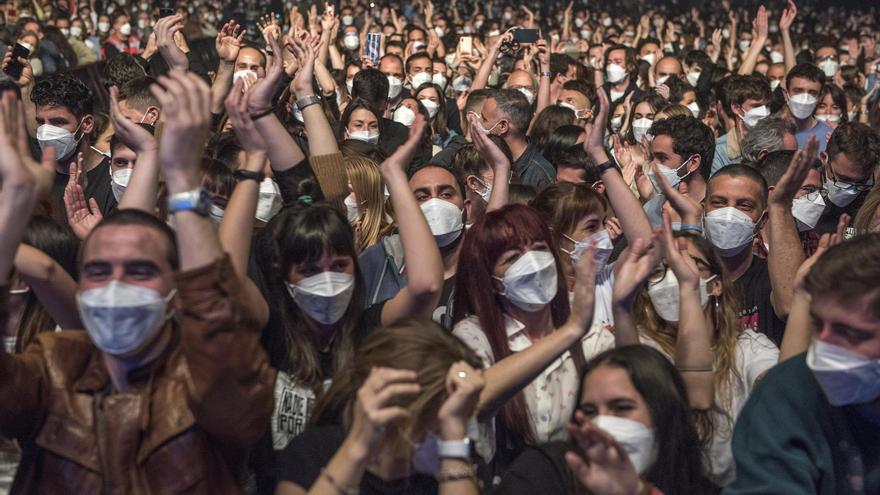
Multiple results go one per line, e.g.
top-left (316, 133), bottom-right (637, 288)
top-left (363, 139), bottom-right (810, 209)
top-left (0, 256), bottom-right (276, 494)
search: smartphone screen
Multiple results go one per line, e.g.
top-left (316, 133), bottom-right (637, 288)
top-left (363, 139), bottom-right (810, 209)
top-left (513, 29), bottom-right (539, 44)
top-left (365, 33), bottom-right (382, 64)
top-left (159, 7), bottom-right (174, 18)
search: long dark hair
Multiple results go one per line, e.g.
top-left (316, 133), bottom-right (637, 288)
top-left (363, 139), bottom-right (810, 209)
top-left (415, 82), bottom-right (450, 141)
top-left (452, 204), bottom-right (570, 447)
top-left (338, 98), bottom-right (385, 142)
top-left (577, 345), bottom-right (717, 495)
top-left (257, 204), bottom-right (366, 390)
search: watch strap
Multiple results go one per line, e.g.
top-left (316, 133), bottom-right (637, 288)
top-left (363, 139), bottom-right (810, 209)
top-left (296, 94), bottom-right (322, 112)
top-left (437, 437), bottom-right (471, 459)
top-left (234, 169), bottom-right (265, 182)
top-left (596, 159), bottom-right (619, 175)
top-left (167, 187), bottom-right (211, 217)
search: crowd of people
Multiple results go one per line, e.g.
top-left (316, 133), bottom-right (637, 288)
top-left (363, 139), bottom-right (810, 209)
top-left (0, 0), bottom-right (879, 493)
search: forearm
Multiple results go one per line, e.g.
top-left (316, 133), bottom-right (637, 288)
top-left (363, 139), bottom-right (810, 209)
top-left (14, 245), bottom-right (81, 329)
top-left (476, 324), bottom-right (581, 419)
top-left (314, 62), bottom-right (336, 98)
top-left (472, 48), bottom-right (498, 91)
top-left (118, 149), bottom-right (159, 213)
top-left (218, 156), bottom-right (263, 277)
top-left (255, 115), bottom-right (307, 172)
top-left (0, 190), bottom-right (37, 280)
top-left (611, 303), bottom-right (641, 347)
top-left (439, 458), bottom-right (479, 495)
top-left (782, 31), bottom-right (796, 74)
top-left (329, 45), bottom-right (344, 70)
top-left (21, 85), bottom-right (37, 138)
top-left (767, 207), bottom-right (805, 317)
top-left (165, 170), bottom-right (224, 270)
top-left (300, 95), bottom-right (340, 157)
top-left (737, 37), bottom-right (766, 75)
top-left (779, 291), bottom-right (813, 362)
top-left (307, 439), bottom-right (369, 495)
top-left (675, 286), bottom-right (715, 410)
top-left (486, 161), bottom-right (510, 213)
top-left (600, 168), bottom-right (652, 244)
top-left (534, 71), bottom-right (551, 118)
top-left (210, 61), bottom-right (235, 114)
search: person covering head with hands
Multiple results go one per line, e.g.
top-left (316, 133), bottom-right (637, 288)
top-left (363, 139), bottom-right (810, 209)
top-left (0, 70), bottom-right (275, 493)
top-left (275, 318), bottom-right (484, 495)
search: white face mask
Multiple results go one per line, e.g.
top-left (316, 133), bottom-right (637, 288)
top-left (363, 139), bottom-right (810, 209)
top-left (738, 40), bottom-right (751, 52)
top-left (817, 59), bottom-right (839, 78)
top-left (686, 71), bottom-right (701, 87)
top-left (343, 33), bottom-right (359, 50)
top-left (648, 269), bottom-right (715, 323)
top-left (419, 98), bottom-right (440, 118)
top-left (574, 18), bottom-right (585, 28)
top-left (815, 114), bottom-right (841, 123)
top-left (344, 193), bottom-right (360, 222)
top-left (471, 176), bottom-right (492, 204)
top-left (110, 167), bottom-right (132, 202)
top-left (119, 23), bottom-right (132, 36)
top-left (592, 415), bottom-right (657, 475)
top-left (60, 27), bottom-right (70, 37)
top-left (824, 175), bottom-right (868, 208)
top-left (420, 198), bottom-right (464, 247)
top-left (807, 339), bottom-right (880, 406)
top-left (495, 250), bottom-right (558, 312)
top-left (788, 93), bottom-right (818, 120)
top-left (742, 105), bottom-right (770, 129)
top-left (558, 102), bottom-right (588, 120)
top-left (256, 178), bottom-right (282, 223)
top-left (769, 51), bottom-right (784, 64)
top-left (602, 17), bottom-right (612, 27)
top-left (640, 53), bottom-right (655, 66)
top-left (348, 129), bottom-right (380, 144)
top-left (453, 76), bottom-right (472, 93)
top-left (517, 87), bottom-right (536, 105)
top-left (387, 76), bottom-right (403, 99)
top-left (609, 115), bottom-right (624, 132)
top-left (98, 21), bottom-right (111, 33)
top-left (704, 207), bottom-right (759, 257)
top-left (411, 71), bottom-right (433, 89)
top-left (687, 101), bottom-right (700, 118)
top-left (432, 73), bottom-right (447, 90)
top-left (345, 78), bottom-right (354, 94)
top-left (647, 155), bottom-right (694, 192)
top-left (631, 118), bottom-right (653, 144)
top-left (470, 111), bottom-right (502, 136)
top-left (286, 272), bottom-right (355, 325)
top-left (77, 281), bottom-right (176, 356)
top-left (36, 122), bottom-right (82, 162)
top-left (70, 26), bottom-right (83, 37)
top-left (656, 75), bottom-right (670, 86)
top-left (791, 191), bottom-right (825, 231)
top-left (233, 69), bottom-right (258, 91)
top-left (137, 19), bottom-right (148, 29)
top-left (770, 79), bottom-right (781, 92)
top-left (341, 15), bottom-right (354, 26)
top-left (606, 63), bottom-right (628, 84)
top-left (393, 105), bottom-right (417, 127)
top-left (563, 229), bottom-right (614, 266)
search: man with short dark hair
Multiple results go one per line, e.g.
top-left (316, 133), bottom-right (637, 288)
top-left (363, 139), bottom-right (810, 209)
top-left (476, 88), bottom-right (555, 189)
top-left (548, 53), bottom-right (578, 103)
top-left (712, 74), bottom-right (772, 175)
top-left (102, 12), bottom-right (140, 59)
top-left (784, 63), bottom-right (833, 151)
top-left (725, 234), bottom-right (880, 495)
top-left (117, 76), bottom-right (162, 125)
top-left (814, 122), bottom-right (880, 234)
top-left (31, 73), bottom-right (116, 217)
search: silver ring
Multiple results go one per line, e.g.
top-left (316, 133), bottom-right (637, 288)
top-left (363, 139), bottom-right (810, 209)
top-left (457, 371), bottom-right (468, 379)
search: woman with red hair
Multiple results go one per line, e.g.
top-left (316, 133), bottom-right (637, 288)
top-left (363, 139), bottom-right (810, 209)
top-left (450, 204), bottom-right (602, 467)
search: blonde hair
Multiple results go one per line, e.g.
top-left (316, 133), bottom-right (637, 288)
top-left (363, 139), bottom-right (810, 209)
top-left (633, 234), bottom-right (742, 438)
top-left (345, 155), bottom-right (392, 252)
top-left (655, 104), bottom-right (692, 123)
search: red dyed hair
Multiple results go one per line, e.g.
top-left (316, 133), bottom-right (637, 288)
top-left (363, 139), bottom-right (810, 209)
top-left (452, 203), bottom-right (571, 448)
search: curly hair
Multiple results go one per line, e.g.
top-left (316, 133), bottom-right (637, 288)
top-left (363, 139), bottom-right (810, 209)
top-left (30, 72), bottom-right (94, 118)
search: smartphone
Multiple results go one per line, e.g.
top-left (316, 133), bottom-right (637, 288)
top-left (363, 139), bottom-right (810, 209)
top-left (513, 29), bottom-right (539, 44)
top-left (4, 43), bottom-right (30, 80)
top-left (459, 35), bottom-right (473, 54)
top-left (365, 33), bottom-right (382, 65)
top-left (159, 7), bottom-right (174, 18)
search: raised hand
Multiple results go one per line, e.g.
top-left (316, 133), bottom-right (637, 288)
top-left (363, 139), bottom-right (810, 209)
top-left (0, 91), bottom-right (53, 193)
top-left (215, 20), bottom-right (244, 63)
top-left (1, 49), bottom-right (34, 88)
top-left (109, 87), bottom-right (157, 153)
top-left (612, 236), bottom-right (660, 309)
top-left (227, 79), bottom-right (267, 153)
top-left (64, 155), bottom-right (103, 240)
top-left (287, 31), bottom-right (320, 99)
top-left (565, 410), bottom-right (643, 495)
top-left (154, 14), bottom-right (189, 70)
top-left (382, 114), bottom-right (428, 175)
top-left (347, 368), bottom-right (420, 456)
top-left (779, 0), bottom-right (797, 31)
top-left (569, 241), bottom-right (599, 332)
top-left (660, 210), bottom-right (701, 287)
top-left (149, 70), bottom-right (212, 187)
top-left (649, 156), bottom-right (703, 226)
top-left (245, 31), bottom-right (284, 114)
top-left (257, 13), bottom-right (281, 46)
top-left (752, 5), bottom-right (768, 40)
top-left (436, 362), bottom-right (484, 439)
top-left (768, 135), bottom-right (818, 207)
top-left (583, 87), bottom-right (610, 164)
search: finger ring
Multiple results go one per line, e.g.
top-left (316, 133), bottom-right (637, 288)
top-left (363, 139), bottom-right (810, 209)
top-left (457, 371), bottom-right (467, 379)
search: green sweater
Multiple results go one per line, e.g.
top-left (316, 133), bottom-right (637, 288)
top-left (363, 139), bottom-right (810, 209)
top-left (724, 354), bottom-right (880, 494)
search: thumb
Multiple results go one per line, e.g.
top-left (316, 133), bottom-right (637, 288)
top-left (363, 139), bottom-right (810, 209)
top-left (41, 147), bottom-right (57, 174)
top-left (88, 198), bottom-right (103, 218)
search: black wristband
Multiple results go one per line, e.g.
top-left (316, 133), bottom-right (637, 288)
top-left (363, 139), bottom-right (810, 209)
top-left (234, 169), bottom-right (265, 182)
top-left (596, 159), bottom-right (619, 175)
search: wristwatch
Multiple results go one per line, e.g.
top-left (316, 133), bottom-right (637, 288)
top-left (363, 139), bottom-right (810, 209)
top-left (296, 94), bottom-right (322, 112)
top-left (596, 159), bottom-right (619, 175)
top-left (438, 437), bottom-right (471, 460)
top-left (234, 169), bottom-right (265, 183)
top-left (167, 187), bottom-right (212, 217)
top-left (541, 71), bottom-right (552, 78)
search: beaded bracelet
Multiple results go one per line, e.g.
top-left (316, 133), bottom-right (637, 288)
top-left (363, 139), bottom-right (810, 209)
top-left (436, 465), bottom-right (478, 483)
top-left (677, 224), bottom-right (704, 234)
top-left (320, 468), bottom-right (359, 495)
